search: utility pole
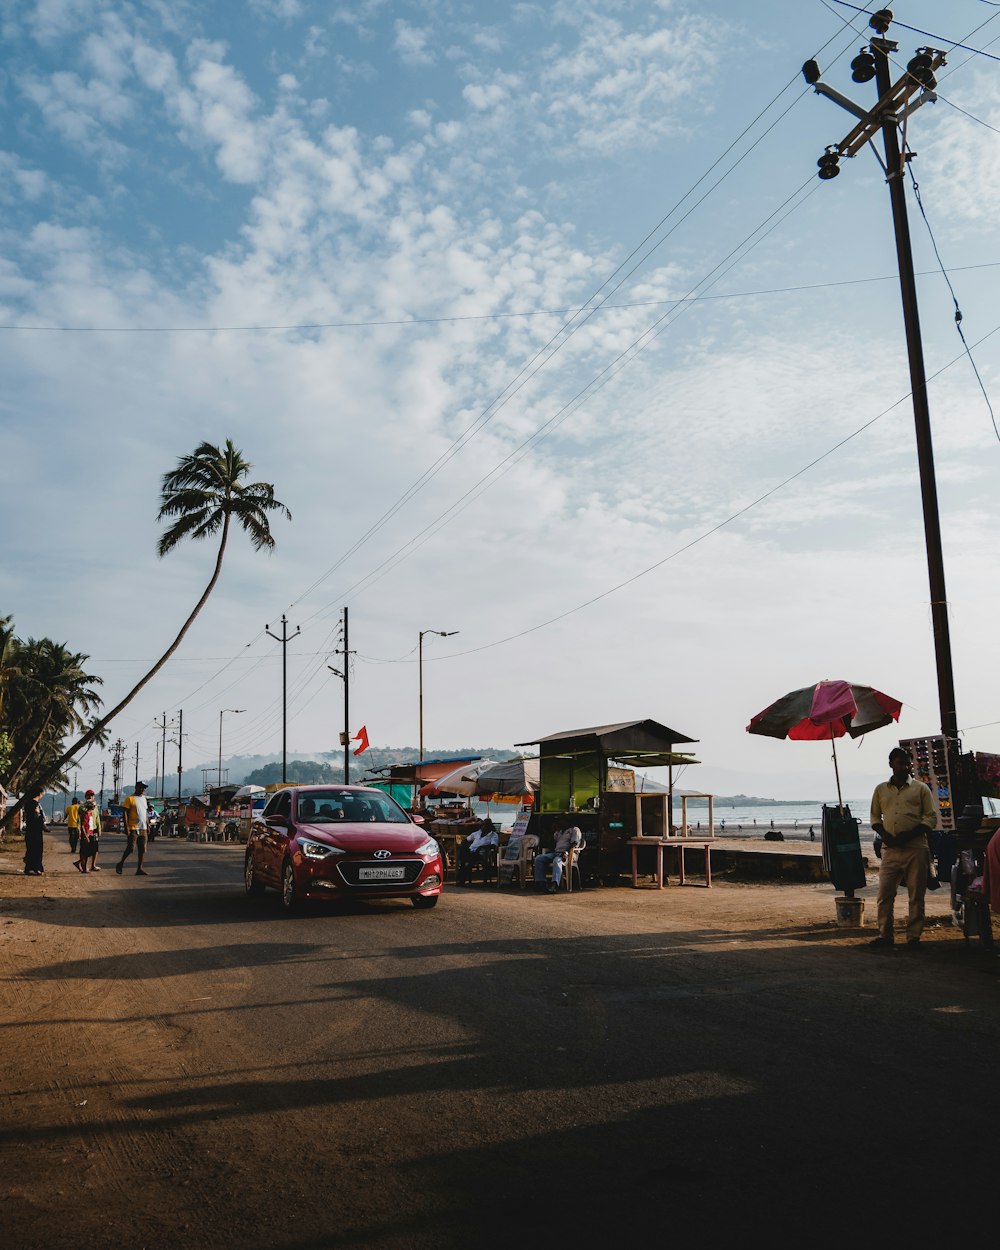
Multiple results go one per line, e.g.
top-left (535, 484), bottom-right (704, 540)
top-left (155, 712), bottom-right (171, 800)
top-left (99, 762), bottom-right (106, 810)
top-left (265, 614), bottom-right (300, 783)
top-left (134, 742), bottom-right (140, 789)
top-left (154, 741), bottom-right (160, 799)
top-left (328, 608), bottom-right (354, 783)
top-left (803, 11), bottom-right (958, 742)
top-left (111, 738), bottom-right (126, 802)
top-left (176, 708), bottom-right (184, 802)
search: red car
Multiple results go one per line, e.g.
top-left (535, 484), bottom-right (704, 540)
top-left (244, 784), bottom-right (443, 911)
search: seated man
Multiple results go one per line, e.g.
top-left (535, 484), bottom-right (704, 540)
top-left (533, 821), bottom-right (583, 894)
top-left (457, 819), bottom-right (499, 885)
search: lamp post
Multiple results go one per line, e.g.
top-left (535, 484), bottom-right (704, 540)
top-left (418, 629), bottom-right (458, 762)
top-left (219, 709), bottom-right (245, 787)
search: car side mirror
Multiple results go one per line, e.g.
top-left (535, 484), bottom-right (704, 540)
top-left (411, 813), bottom-right (425, 825)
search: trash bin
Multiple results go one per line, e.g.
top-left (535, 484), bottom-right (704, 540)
top-left (822, 804), bottom-right (867, 896)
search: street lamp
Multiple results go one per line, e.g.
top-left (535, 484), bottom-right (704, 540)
top-left (418, 629), bottom-right (458, 762)
top-left (219, 709), bottom-right (245, 786)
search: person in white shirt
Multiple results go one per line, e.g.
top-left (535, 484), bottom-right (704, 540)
top-left (457, 819), bottom-right (499, 885)
top-left (117, 782), bottom-right (151, 876)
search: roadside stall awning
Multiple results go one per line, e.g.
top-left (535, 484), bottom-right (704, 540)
top-left (365, 756), bottom-right (484, 788)
top-left (517, 719), bottom-right (699, 767)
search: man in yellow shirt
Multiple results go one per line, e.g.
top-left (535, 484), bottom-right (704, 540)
top-left (65, 795), bottom-right (81, 855)
top-left (869, 747), bottom-right (936, 948)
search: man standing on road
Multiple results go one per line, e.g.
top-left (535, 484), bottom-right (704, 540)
top-left (117, 781), bottom-right (150, 876)
top-left (65, 794), bottom-right (81, 855)
top-left (869, 747), bottom-right (936, 949)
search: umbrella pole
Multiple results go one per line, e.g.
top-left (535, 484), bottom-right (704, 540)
top-left (830, 728), bottom-right (844, 815)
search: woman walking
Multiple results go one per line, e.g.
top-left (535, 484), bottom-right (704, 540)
top-left (75, 790), bottom-right (101, 873)
top-left (23, 788), bottom-right (46, 876)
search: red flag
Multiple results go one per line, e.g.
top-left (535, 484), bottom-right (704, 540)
top-left (352, 725), bottom-right (369, 756)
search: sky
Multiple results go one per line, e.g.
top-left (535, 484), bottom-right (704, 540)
top-left (3, 0), bottom-right (1000, 801)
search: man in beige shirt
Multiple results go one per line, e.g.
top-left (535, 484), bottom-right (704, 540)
top-left (869, 747), bottom-right (936, 948)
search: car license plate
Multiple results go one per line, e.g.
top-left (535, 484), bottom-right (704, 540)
top-left (359, 866), bottom-right (406, 880)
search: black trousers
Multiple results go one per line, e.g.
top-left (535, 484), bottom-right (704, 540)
top-left (24, 829), bottom-right (44, 873)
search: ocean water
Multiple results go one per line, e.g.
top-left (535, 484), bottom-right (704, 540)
top-left (683, 801), bottom-right (871, 835)
top-left (467, 798), bottom-right (874, 838)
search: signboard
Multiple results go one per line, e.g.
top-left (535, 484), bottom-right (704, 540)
top-left (606, 767), bottom-right (635, 793)
top-left (509, 810), bottom-right (532, 841)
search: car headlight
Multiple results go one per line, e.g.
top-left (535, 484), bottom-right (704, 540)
top-left (416, 837), bottom-right (440, 858)
top-left (298, 837), bottom-right (345, 860)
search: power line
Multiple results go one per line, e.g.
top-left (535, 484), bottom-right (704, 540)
top-left (827, 0), bottom-right (1000, 60)
top-left (11, 261), bottom-right (1000, 336)
top-left (442, 319), bottom-right (1000, 661)
top-left (904, 161), bottom-right (1000, 443)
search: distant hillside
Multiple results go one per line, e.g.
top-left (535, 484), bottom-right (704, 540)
top-left (243, 746), bottom-right (519, 788)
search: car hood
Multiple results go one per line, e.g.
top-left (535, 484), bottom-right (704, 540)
top-left (296, 823), bottom-right (434, 852)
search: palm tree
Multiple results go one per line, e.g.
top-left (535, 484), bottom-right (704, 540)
top-left (4, 640), bottom-right (103, 791)
top-left (8, 439), bottom-right (290, 811)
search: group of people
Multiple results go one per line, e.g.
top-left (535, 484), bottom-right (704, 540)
top-left (22, 782), bottom-right (153, 877)
top-left (456, 816), bottom-right (584, 893)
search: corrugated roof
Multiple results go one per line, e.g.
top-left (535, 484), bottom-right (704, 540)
top-left (516, 719), bottom-right (698, 749)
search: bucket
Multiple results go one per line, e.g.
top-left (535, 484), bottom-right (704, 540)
top-left (834, 895), bottom-right (865, 928)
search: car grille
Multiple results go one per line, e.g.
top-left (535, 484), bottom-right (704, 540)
top-left (336, 858), bottom-right (423, 887)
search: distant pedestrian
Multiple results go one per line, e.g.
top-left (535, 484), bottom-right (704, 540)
top-left (118, 782), bottom-right (150, 875)
top-left (75, 790), bottom-right (102, 873)
top-left (65, 794), bottom-right (81, 854)
top-left (23, 788), bottom-right (46, 875)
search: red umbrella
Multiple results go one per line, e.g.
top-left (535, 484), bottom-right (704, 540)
top-left (747, 679), bottom-right (902, 807)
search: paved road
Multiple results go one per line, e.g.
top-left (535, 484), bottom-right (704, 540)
top-left (2, 836), bottom-right (997, 1249)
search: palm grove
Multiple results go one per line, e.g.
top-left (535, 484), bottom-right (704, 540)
top-left (1, 440), bottom-right (290, 823)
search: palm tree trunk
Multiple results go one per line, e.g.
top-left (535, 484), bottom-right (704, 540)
top-left (3, 517), bottom-right (231, 826)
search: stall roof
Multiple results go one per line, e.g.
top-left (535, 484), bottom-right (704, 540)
top-left (365, 755), bottom-right (483, 786)
top-left (516, 719), bottom-right (698, 766)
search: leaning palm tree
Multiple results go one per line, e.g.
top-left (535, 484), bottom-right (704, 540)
top-left (7, 439), bottom-right (289, 814)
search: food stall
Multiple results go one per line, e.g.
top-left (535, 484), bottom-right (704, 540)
top-left (514, 719), bottom-right (703, 884)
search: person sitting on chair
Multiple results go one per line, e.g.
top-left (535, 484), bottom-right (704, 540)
top-left (457, 819), bottom-right (498, 885)
top-left (534, 821), bottom-right (583, 894)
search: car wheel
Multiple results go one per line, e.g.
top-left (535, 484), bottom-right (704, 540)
top-left (245, 850), bottom-right (265, 897)
top-left (411, 893), bottom-right (438, 909)
top-left (281, 858), bottom-right (300, 912)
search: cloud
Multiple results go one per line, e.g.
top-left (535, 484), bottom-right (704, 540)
top-left (393, 20), bottom-right (434, 67)
top-left (250, 0), bottom-right (304, 18)
top-left (462, 81), bottom-right (508, 111)
top-left (920, 73), bottom-right (1000, 227)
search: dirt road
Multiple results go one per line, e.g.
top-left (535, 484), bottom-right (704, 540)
top-left (2, 833), bottom-right (996, 1249)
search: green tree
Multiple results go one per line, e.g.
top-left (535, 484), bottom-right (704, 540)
top-left (4, 639), bottom-right (103, 791)
top-left (5, 440), bottom-right (290, 817)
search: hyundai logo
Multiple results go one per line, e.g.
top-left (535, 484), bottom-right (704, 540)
top-left (373, 849), bottom-right (392, 859)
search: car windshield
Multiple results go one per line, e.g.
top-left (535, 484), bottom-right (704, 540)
top-left (296, 790), bottom-right (410, 824)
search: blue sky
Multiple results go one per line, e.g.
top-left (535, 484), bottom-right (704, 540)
top-left (3, 0), bottom-right (1000, 799)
